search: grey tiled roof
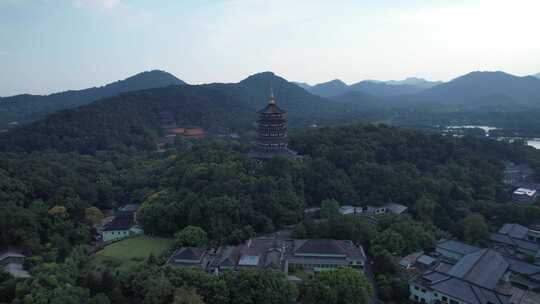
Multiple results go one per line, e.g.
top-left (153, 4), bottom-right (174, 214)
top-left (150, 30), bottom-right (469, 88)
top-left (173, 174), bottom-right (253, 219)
top-left (499, 224), bottom-right (529, 239)
top-left (211, 246), bottom-right (238, 268)
top-left (102, 217), bottom-right (131, 231)
top-left (119, 204), bottom-right (140, 212)
top-left (489, 233), bottom-right (515, 246)
top-left (436, 239), bottom-right (481, 255)
top-left (287, 256), bottom-right (357, 265)
top-left (423, 271), bottom-right (449, 283)
top-left (448, 249), bottom-right (509, 289)
top-left (236, 238), bottom-right (287, 269)
top-left (294, 239), bottom-right (347, 256)
top-left (417, 254), bottom-right (436, 266)
top-left (489, 231), bottom-right (540, 256)
top-left (510, 289), bottom-right (540, 304)
top-left (171, 247), bottom-right (205, 261)
top-left (419, 273), bottom-right (511, 304)
top-left (506, 257), bottom-right (540, 276)
top-left (293, 239), bottom-right (365, 260)
top-left (512, 239), bottom-right (540, 252)
top-left (167, 247), bottom-right (209, 268)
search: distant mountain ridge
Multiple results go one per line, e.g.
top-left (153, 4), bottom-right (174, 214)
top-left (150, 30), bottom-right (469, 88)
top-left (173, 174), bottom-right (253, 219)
top-left (383, 77), bottom-right (442, 89)
top-left (349, 81), bottom-right (425, 97)
top-left (0, 70), bottom-right (185, 128)
top-left (418, 71), bottom-right (540, 106)
top-left (300, 77), bottom-right (441, 98)
top-left (3, 69), bottom-right (540, 155)
top-left (534, 73), bottom-right (540, 79)
top-left (293, 82), bottom-right (312, 90)
top-left (307, 79), bottom-right (349, 97)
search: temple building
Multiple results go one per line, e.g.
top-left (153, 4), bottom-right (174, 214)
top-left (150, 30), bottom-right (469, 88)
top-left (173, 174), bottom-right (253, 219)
top-left (248, 91), bottom-right (299, 159)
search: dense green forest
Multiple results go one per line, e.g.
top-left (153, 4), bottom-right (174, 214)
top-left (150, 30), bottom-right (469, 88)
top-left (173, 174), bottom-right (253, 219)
top-left (2, 123), bottom-right (540, 303)
top-left (3, 124), bottom-right (540, 254)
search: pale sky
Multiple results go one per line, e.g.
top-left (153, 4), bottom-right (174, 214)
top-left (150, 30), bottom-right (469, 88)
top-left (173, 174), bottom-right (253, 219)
top-left (1, 0), bottom-right (539, 96)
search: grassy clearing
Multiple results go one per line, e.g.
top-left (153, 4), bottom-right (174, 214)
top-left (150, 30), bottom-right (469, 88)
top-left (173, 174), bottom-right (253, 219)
top-left (90, 236), bottom-right (174, 272)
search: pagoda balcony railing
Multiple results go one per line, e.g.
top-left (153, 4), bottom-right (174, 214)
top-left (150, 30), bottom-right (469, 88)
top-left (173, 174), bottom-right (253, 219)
top-left (256, 140), bottom-right (288, 145)
top-left (258, 112), bottom-right (285, 116)
top-left (258, 121), bottom-right (286, 124)
top-left (256, 144), bottom-right (287, 149)
top-left (257, 134), bottom-right (288, 140)
top-left (257, 129), bottom-right (287, 133)
top-left (257, 121), bottom-right (286, 125)
top-left (257, 126), bottom-right (287, 130)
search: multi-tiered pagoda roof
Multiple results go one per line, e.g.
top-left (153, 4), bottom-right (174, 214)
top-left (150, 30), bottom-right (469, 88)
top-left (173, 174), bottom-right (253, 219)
top-left (248, 91), bottom-right (299, 160)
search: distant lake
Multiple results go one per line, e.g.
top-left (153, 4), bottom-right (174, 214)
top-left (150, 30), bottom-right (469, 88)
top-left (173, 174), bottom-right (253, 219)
top-left (527, 140), bottom-right (540, 150)
top-left (446, 125), bottom-right (540, 150)
top-left (447, 125), bottom-right (498, 134)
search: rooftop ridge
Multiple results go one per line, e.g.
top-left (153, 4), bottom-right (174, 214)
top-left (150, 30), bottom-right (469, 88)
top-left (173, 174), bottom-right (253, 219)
top-left (469, 284), bottom-right (485, 304)
top-left (461, 249), bottom-right (489, 279)
top-left (423, 270), bottom-right (452, 285)
top-left (425, 270), bottom-right (512, 299)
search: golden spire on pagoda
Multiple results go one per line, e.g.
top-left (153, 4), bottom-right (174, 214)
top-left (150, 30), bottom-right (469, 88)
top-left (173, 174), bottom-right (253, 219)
top-left (269, 87), bottom-right (276, 104)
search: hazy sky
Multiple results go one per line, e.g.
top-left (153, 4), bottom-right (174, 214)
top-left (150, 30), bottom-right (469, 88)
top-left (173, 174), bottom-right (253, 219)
top-left (1, 0), bottom-right (540, 96)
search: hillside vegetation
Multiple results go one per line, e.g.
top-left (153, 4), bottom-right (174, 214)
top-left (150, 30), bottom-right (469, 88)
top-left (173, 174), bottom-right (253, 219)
top-left (0, 70), bottom-right (185, 128)
top-left (3, 123), bottom-right (540, 303)
top-left (0, 72), bottom-right (382, 154)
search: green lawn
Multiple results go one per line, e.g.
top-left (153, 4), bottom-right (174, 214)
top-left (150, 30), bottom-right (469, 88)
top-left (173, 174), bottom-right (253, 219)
top-left (91, 236), bottom-right (175, 272)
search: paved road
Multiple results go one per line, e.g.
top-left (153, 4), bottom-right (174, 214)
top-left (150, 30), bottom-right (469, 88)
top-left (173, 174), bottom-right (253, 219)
top-left (364, 257), bottom-right (379, 304)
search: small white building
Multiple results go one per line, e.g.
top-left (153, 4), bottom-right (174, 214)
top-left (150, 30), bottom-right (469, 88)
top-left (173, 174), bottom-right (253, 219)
top-left (338, 203), bottom-right (408, 216)
top-left (338, 205), bottom-right (356, 215)
top-left (0, 250), bottom-right (30, 278)
top-left (512, 187), bottom-right (538, 204)
top-left (399, 251), bottom-right (436, 270)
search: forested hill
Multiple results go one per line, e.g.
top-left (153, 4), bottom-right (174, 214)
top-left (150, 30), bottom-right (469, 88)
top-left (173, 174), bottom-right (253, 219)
top-left (0, 86), bottom-right (252, 154)
top-left (330, 71), bottom-right (540, 132)
top-left (238, 72), bottom-right (380, 124)
top-left (0, 70), bottom-right (185, 128)
top-left (0, 72), bottom-right (384, 154)
top-left (417, 71), bottom-right (540, 106)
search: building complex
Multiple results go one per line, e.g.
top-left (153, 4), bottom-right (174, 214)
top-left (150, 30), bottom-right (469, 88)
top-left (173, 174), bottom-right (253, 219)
top-left (167, 236), bottom-right (366, 279)
top-left (407, 224), bottom-right (540, 304)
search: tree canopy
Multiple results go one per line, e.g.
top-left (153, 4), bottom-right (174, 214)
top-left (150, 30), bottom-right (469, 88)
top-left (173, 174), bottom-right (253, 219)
top-left (302, 267), bottom-right (372, 304)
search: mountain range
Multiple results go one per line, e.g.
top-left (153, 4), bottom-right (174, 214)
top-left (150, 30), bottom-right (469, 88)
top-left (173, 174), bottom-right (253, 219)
top-left (417, 71), bottom-right (540, 106)
top-left (298, 77), bottom-right (441, 98)
top-left (383, 77), bottom-right (443, 88)
top-left (0, 70), bottom-right (185, 128)
top-left (303, 79), bottom-right (349, 97)
top-left (2, 69), bottom-right (540, 154)
top-left (0, 72), bottom-right (380, 153)
top-left (534, 73), bottom-right (540, 79)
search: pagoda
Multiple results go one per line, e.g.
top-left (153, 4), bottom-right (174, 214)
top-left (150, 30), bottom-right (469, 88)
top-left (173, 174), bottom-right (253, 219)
top-left (248, 90), bottom-right (298, 159)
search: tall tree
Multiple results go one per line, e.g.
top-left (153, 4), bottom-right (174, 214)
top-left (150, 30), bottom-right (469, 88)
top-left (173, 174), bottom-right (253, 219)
top-left (175, 226), bottom-right (208, 247)
top-left (320, 199), bottom-right (340, 219)
top-left (461, 213), bottom-right (488, 244)
top-left (173, 286), bottom-right (205, 304)
top-left (225, 269), bottom-right (298, 304)
top-left (302, 268), bottom-right (372, 304)
top-left (85, 207), bottom-right (105, 227)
